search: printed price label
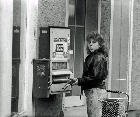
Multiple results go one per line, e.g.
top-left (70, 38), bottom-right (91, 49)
top-left (56, 44), bottom-right (64, 52)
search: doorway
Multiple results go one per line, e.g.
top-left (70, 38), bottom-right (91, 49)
top-left (64, 0), bottom-right (100, 107)
top-left (109, 0), bottom-right (131, 97)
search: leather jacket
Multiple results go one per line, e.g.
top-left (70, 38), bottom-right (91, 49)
top-left (78, 47), bottom-right (108, 90)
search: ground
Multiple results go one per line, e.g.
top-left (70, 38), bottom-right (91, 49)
top-left (63, 105), bottom-right (140, 117)
top-left (64, 106), bottom-right (87, 117)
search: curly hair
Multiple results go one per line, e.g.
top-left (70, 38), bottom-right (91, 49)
top-left (86, 31), bottom-right (108, 56)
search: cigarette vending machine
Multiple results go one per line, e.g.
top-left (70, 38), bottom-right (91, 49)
top-left (33, 27), bottom-right (73, 98)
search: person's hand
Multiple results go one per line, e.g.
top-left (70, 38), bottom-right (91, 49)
top-left (62, 77), bottom-right (78, 90)
top-left (67, 77), bottom-right (78, 86)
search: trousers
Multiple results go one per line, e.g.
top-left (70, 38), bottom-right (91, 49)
top-left (84, 88), bottom-right (107, 117)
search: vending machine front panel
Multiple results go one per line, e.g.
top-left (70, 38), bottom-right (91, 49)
top-left (49, 27), bottom-right (73, 94)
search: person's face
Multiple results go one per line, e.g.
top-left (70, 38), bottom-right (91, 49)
top-left (87, 39), bottom-right (100, 52)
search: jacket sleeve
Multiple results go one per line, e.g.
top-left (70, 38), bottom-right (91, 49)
top-left (77, 54), bottom-right (108, 86)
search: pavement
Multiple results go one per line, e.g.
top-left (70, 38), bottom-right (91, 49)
top-left (63, 105), bottom-right (140, 117)
top-left (63, 96), bottom-right (140, 117)
top-left (63, 105), bottom-right (88, 117)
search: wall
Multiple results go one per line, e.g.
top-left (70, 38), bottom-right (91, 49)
top-left (100, 0), bottom-right (111, 49)
top-left (13, 0), bottom-right (21, 26)
top-left (130, 0), bottom-right (140, 110)
top-left (38, 0), bottom-right (66, 27)
top-left (85, 0), bottom-right (98, 35)
top-left (100, 0), bottom-right (111, 89)
top-left (12, 0), bottom-right (66, 116)
top-left (0, 1), bottom-right (13, 116)
top-left (34, 0), bottom-right (67, 117)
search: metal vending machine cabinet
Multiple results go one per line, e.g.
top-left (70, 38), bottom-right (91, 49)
top-left (33, 27), bottom-right (73, 98)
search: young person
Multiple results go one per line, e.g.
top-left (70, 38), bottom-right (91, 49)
top-left (69, 31), bottom-right (108, 117)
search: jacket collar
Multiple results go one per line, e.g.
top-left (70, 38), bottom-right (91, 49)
top-left (90, 47), bottom-right (108, 57)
